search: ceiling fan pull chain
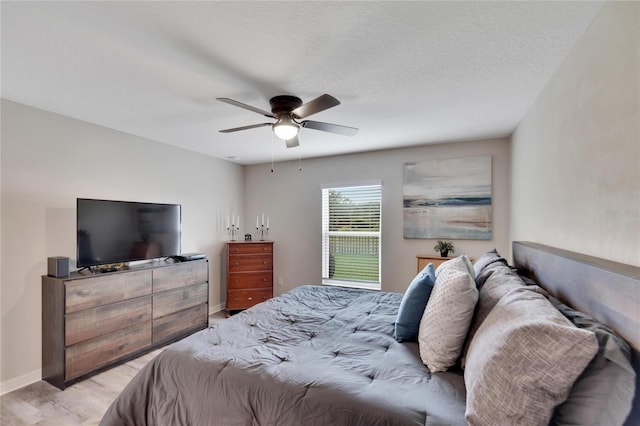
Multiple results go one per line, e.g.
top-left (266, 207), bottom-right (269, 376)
top-left (271, 132), bottom-right (275, 173)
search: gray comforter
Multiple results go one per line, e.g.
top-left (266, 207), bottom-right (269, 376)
top-left (100, 285), bottom-right (466, 426)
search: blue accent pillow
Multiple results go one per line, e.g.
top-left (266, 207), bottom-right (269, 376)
top-left (394, 263), bottom-right (436, 342)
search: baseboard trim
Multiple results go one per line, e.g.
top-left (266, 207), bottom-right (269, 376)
top-left (1, 368), bottom-right (42, 395)
top-left (209, 303), bottom-right (225, 315)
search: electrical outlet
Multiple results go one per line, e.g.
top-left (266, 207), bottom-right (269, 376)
top-left (276, 277), bottom-right (284, 287)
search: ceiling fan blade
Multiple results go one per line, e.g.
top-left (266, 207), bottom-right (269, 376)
top-left (217, 98), bottom-right (275, 118)
top-left (301, 120), bottom-right (358, 137)
top-left (285, 135), bottom-right (300, 148)
top-left (219, 123), bottom-right (272, 133)
top-left (291, 94), bottom-right (340, 119)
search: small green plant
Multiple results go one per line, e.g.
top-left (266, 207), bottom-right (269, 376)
top-left (434, 240), bottom-right (455, 257)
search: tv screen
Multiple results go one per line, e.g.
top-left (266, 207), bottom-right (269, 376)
top-left (77, 198), bottom-right (181, 268)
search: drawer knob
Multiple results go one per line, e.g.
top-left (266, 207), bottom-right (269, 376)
top-left (248, 297), bottom-right (253, 301)
top-left (263, 278), bottom-right (267, 282)
top-left (263, 261), bottom-right (267, 265)
top-left (234, 298), bottom-right (239, 302)
top-left (234, 280), bottom-right (239, 284)
top-left (234, 262), bottom-right (239, 266)
top-left (263, 247), bottom-right (267, 251)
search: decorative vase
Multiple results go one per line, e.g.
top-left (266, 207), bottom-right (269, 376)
top-left (440, 250), bottom-right (449, 257)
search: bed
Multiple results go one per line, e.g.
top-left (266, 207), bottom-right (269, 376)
top-left (100, 242), bottom-right (639, 426)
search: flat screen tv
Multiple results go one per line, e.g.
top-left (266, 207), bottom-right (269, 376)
top-left (77, 198), bottom-right (181, 268)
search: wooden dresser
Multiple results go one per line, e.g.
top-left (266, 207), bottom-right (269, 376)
top-left (42, 259), bottom-right (208, 389)
top-left (224, 241), bottom-right (273, 315)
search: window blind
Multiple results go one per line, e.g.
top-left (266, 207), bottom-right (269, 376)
top-left (322, 184), bottom-right (381, 290)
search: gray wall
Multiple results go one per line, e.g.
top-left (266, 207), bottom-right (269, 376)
top-left (511, 1), bottom-right (639, 266)
top-left (243, 137), bottom-right (511, 296)
top-left (0, 100), bottom-right (244, 392)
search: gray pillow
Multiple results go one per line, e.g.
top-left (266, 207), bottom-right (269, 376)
top-left (549, 296), bottom-right (636, 426)
top-left (464, 286), bottom-right (599, 426)
top-left (461, 266), bottom-right (526, 368)
top-left (472, 249), bottom-right (509, 288)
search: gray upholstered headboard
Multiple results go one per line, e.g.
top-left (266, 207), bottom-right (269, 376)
top-left (512, 241), bottom-right (640, 426)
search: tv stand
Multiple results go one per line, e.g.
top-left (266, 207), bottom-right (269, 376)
top-left (42, 259), bottom-right (209, 390)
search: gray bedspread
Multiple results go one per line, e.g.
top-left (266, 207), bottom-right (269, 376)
top-left (100, 285), bottom-right (466, 426)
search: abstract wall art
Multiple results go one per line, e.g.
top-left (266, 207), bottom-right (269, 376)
top-left (403, 156), bottom-right (492, 240)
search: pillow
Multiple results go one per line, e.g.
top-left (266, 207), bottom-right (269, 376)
top-left (549, 296), bottom-right (635, 426)
top-left (466, 267), bottom-right (527, 342)
top-left (460, 268), bottom-right (529, 368)
top-left (464, 286), bottom-right (599, 426)
top-left (435, 254), bottom-right (475, 278)
top-left (418, 257), bottom-right (478, 372)
top-left (394, 263), bottom-right (436, 342)
top-left (472, 248), bottom-right (509, 288)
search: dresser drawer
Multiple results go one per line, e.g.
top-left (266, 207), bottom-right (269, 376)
top-left (65, 271), bottom-right (152, 314)
top-left (66, 296), bottom-right (151, 346)
top-left (65, 322), bottom-right (151, 380)
top-left (228, 243), bottom-right (273, 255)
top-left (152, 303), bottom-right (208, 345)
top-left (226, 289), bottom-right (272, 310)
top-left (153, 261), bottom-right (208, 293)
top-left (228, 255), bottom-right (272, 272)
top-left (153, 283), bottom-right (208, 318)
top-left (227, 272), bottom-right (272, 290)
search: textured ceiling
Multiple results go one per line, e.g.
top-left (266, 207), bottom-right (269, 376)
top-left (1, 1), bottom-right (603, 165)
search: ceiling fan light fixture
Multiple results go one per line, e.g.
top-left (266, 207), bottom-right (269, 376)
top-left (273, 117), bottom-right (299, 140)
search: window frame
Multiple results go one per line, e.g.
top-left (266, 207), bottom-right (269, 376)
top-left (321, 183), bottom-right (382, 291)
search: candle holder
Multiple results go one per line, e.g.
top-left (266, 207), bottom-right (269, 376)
top-left (256, 224), bottom-right (269, 241)
top-left (226, 224), bottom-right (240, 241)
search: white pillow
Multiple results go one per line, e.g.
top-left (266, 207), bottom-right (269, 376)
top-left (435, 255), bottom-right (475, 278)
top-left (418, 260), bottom-right (478, 372)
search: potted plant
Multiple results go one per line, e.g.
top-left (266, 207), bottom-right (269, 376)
top-left (434, 240), bottom-right (455, 257)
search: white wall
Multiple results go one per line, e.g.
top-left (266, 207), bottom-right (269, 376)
top-left (511, 1), bottom-right (639, 266)
top-left (243, 137), bottom-right (510, 296)
top-left (0, 100), bottom-right (243, 392)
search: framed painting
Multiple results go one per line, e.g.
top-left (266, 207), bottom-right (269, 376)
top-left (403, 156), bottom-right (492, 240)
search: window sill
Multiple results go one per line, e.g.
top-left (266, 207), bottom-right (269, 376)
top-left (322, 279), bottom-right (381, 291)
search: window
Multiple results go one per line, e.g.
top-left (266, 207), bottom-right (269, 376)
top-left (322, 184), bottom-right (382, 290)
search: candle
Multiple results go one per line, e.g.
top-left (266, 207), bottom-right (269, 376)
top-left (238, 216), bottom-right (240, 229)
top-left (262, 213), bottom-right (265, 226)
top-left (227, 215), bottom-right (230, 228)
top-left (267, 217), bottom-right (269, 228)
top-left (256, 216), bottom-right (259, 228)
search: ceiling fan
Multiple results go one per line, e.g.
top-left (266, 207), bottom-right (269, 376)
top-left (217, 94), bottom-right (358, 148)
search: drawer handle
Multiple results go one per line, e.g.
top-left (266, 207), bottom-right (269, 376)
top-left (234, 262), bottom-right (239, 266)
top-left (263, 247), bottom-right (267, 251)
top-left (234, 298), bottom-right (239, 302)
top-left (262, 278), bottom-right (267, 282)
top-left (263, 261), bottom-right (267, 265)
top-left (248, 297), bottom-right (253, 301)
top-left (234, 280), bottom-right (239, 284)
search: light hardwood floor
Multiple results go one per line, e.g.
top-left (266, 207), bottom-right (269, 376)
top-left (1, 312), bottom-right (227, 426)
